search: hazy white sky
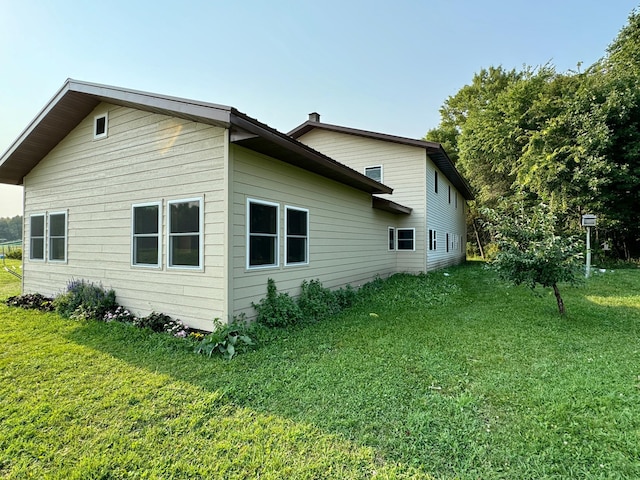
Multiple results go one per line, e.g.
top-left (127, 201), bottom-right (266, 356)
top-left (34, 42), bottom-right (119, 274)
top-left (0, 0), bottom-right (638, 217)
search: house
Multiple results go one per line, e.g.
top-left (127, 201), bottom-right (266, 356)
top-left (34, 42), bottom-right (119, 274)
top-left (289, 113), bottom-right (474, 272)
top-left (0, 79), bottom-right (473, 331)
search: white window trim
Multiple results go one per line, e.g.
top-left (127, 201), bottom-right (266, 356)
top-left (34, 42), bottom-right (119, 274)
top-left (396, 228), bottom-right (416, 251)
top-left (388, 226), bottom-right (396, 251)
top-left (47, 210), bottom-right (68, 263)
top-left (131, 201), bottom-right (162, 268)
top-left (247, 198), bottom-right (280, 270)
top-left (284, 205), bottom-right (309, 267)
top-left (29, 213), bottom-right (46, 262)
top-left (167, 197), bottom-right (203, 270)
top-left (364, 165), bottom-right (383, 183)
top-left (93, 112), bottom-right (108, 140)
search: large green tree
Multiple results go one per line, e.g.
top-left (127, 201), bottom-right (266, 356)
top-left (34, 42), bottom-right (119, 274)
top-left (427, 8), bottom-right (640, 258)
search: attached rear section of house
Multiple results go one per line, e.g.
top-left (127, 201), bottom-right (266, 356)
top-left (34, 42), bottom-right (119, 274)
top-left (0, 80), bottom-right (473, 331)
top-left (289, 114), bottom-right (474, 272)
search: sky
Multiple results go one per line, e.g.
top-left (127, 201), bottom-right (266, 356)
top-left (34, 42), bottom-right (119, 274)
top-left (0, 0), bottom-right (638, 217)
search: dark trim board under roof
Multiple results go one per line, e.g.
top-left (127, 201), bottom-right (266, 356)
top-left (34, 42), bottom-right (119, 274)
top-left (0, 79), bottom-right (393, 197)
top-left (372, 196), bottom-right (413, 215)
top-left (289, 119), bottom-right (475, 201)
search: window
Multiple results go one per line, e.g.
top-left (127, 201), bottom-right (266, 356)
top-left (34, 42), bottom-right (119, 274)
top-left (285, 206), bottom-right (308, 265)
top-left (94, 113), bottom-right (108, 139)
top-left (364, 165), bottom-right (383, 183)
top-left (448, 185), bottom-right (451, 204)
top-left (397, 228), bottom-right (415, 251)
top-left (132, 202), bottom-right (162, 267)
top-left (248, 199), bottom-right (279, 268)
top-left (434, 171), bottom-right (438, 193)
top-left (446, 233), bottom-right (450, 252)
top-left (455, 192), bottom-right (458, 209)
top-left (29, 214), bottom-right (45, 260)
top-left (168, 198), bottom-right (202, 268)
top-left (429, 229), bottom-right (437, 251)
top-left (388, 227), bottom-right (396, 251)
top-left (48, 211), bottom-right (67, 262)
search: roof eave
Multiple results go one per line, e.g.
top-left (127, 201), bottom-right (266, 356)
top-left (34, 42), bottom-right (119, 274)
top-left (230, 111), bottom-right (393, 195)
top-left (372, 196), bottom-right (413, 215)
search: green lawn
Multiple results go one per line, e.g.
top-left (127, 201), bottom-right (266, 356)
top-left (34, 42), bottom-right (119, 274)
top-left (1, 261), bottom-right (639, 479)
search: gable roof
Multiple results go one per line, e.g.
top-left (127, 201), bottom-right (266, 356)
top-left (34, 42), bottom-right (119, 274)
top-left (0, 79), bottom-right (392, 196)
top-left (288, 118), bottom-right (475, 200)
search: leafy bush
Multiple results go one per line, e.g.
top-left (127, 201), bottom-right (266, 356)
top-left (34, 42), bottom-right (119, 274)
top-left (134, 311), bottom-right (189, 337)
top-left (333, 284), bottom-right (357, 310)
top-left (5, 248), bottom-right (22, 260)
top-left (253, 278), bottom-right (303, 328)
top-left (195, 318), bottom-right (255, 360)
top-left (297, 279), bottom-right (338, 321)
top-left (5, 293), bottom-right (54, 311)
top-left (53, 279), bottom-right (117, 320)
top-left (253, 278), bottom-right (360, 327)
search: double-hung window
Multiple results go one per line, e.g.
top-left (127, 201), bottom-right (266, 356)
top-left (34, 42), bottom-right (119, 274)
top-left (248, 199), bottom-right (279, 269)
top-left (29, 214), bottom-right (45, 260)
top-left (397, 228), bottom-right (415, 251)
top-left (48, 211), bottom-right (67, 262)
top-left (132, 202), bottom-right (161, 267)
top-left (285, 206), bottom-right (308, 265)
top-left (168, 198), bottom-right (202, 269)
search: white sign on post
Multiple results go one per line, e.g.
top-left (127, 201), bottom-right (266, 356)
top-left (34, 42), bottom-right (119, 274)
top-left (581, 214), bottom-right (597, 227)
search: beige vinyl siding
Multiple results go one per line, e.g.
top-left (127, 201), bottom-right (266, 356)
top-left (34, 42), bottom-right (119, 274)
top-left (22, 103), bottom-right (228, 331)
top-left (296, 129), bottom-right (427, 273)
top-left (426, 162), bottom-right (467, 270)
top-left (230, 145), bottom-right (398, 319)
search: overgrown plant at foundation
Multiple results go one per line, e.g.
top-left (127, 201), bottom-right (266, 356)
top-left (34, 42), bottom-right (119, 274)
top-left (252, 278), bottom-right (303, 328)
top-left (254, 278), bottom-right (359, 327)
top-left (483, 202), bottom-right (584, 314)
top-left (53, 279), bottom-right (117, 320)
top-left (195, 318), bottom-right (255, 360)
top-left (5, 293), bottom-right (54, 311)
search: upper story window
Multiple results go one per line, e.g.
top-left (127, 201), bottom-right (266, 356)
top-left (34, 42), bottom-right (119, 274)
top-left (448, 185), bottom-right (451, 204)
top-left (168, 198), bottom-right (202, 269)
top-left (94, 113), bottom-right (108, 139)
top-left (29, 214), bottom-right (45, 261)
top-left (48, 211), bottom-right (67, 262)
top-left (132, 202), bottom-right (162, 267)
top-left (285, 206), bottom-right (309, 266)
top-left (434, 171), bottom-right (439, 194)
top-left (365, 165), bottom-right (383, 183)
top-left (248, 199), bottom-right (279, 269)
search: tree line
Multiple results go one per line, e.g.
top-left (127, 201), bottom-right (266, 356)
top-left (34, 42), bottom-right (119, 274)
top-left (0, 216), bottom-right (22, 243)
top-left (427, 8), bottom-right (640, 260)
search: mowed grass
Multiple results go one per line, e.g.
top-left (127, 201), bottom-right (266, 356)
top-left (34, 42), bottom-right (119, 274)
top-left (1, 260), bottom-right (639, 479)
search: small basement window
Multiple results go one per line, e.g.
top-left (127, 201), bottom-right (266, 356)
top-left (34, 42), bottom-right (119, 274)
top-left (94, 113), bottom-right (108, 139)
